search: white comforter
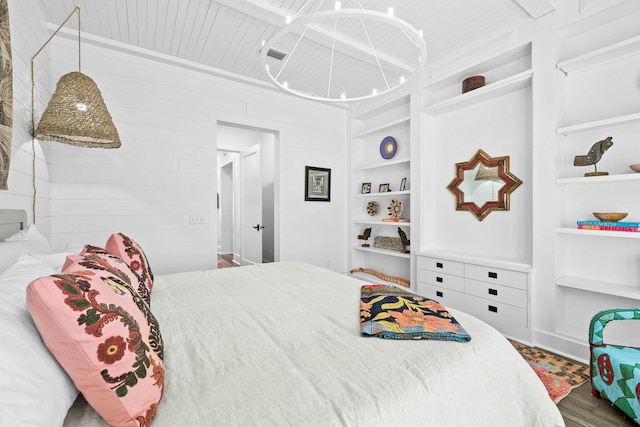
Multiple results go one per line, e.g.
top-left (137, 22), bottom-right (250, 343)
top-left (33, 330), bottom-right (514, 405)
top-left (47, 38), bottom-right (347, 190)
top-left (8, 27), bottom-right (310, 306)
top-left (64, 261), bottom-right (564, 426)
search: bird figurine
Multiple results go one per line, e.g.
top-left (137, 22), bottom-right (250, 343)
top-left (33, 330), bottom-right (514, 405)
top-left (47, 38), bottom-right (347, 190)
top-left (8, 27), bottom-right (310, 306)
top-left (358, 227), bottom-right (371, 247)
top-left (397, 227), bottom-right (410, 253)
top-left (573, 136), bottom-right (613, 176)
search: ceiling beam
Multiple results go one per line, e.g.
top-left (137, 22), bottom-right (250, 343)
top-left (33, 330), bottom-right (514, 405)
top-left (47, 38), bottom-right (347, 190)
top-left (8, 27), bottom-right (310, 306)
top-left (513, 0), bottom-right (556, 19)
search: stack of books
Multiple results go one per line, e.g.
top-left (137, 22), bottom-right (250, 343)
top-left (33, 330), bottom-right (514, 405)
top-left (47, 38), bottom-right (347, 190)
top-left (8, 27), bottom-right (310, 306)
top-left (577, 220), bottom-right (640, 232)
top-left (382, 218), bottom-right (410, 222)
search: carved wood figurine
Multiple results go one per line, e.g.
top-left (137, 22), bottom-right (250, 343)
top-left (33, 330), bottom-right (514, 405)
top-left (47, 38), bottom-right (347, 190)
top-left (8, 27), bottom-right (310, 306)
top-left (397, 227), bottom-right (410, 253)
top-left (358, 227), bottom-right (371, 247)
top-left (573, 136), bottom-right (613, 176)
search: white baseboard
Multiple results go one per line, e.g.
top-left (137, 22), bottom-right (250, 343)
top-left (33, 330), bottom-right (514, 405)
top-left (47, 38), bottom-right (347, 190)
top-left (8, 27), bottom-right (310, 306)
top-left (532, 329), bottom-right (590, 364)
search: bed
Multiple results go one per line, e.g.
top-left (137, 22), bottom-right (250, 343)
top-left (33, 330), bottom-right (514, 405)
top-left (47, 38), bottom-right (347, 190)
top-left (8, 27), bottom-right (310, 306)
top-left (0, 209), bottom-right (565, 426)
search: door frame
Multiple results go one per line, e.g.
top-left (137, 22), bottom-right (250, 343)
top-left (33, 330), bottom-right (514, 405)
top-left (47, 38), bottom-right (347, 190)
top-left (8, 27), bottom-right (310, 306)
top-left (216, 120), bottom-right (280, 265)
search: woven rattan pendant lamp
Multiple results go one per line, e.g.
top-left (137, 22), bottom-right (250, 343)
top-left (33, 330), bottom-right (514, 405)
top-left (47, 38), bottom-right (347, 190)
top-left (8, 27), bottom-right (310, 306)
top-left (31, 7), bottom-right (120, 148)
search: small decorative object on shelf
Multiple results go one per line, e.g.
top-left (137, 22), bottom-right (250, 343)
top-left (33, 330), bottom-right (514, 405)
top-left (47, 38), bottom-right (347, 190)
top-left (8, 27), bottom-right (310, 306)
top-left (387, 199), bottom-right (403, 218)
top-left (382, 218), bottom-right (410, 222)
top-left (577, 215), bottom-right (639, 232)
top-left (593, 212), bottom-right (628, 222)
top-left (397, 227), bottom-right (410, 253)
top-left (379, 183), bottom-right (390, 193)
top-left (462, 75), bottom-right (485, 93)
top-left (578, 224), bottom-right (639, 232)
top-left (373, 236), bottom-right (403, 251)
top-left (362, 182), bottom-right (371, 194)
top-left (358, 227), bottom-right (372, 247)
top-left (366, 201), bottom-right (379, 216)
top-left (350, 267), bottom-right (410, 288)
top-left (629, 164), bottom-right (640, 173)
top-left (573, 136), bottom-right (613, 177)
top-left (399, 177), bottom-right (407, 191)
top-left (380, 136), bottom-right (397, 159)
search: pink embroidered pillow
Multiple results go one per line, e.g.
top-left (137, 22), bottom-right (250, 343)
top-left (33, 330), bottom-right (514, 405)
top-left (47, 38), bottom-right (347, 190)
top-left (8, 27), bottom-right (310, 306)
top-left (106, 233), bottom-right (153, 304)
top-left (27, 251), bottom-right (164, 427)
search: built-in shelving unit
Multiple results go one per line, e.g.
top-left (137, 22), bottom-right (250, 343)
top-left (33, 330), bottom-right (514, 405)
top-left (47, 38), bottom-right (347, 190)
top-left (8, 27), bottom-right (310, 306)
top-left (553, 30), bottom-right (640, 330)
top-left (416, 37), bottom-right (534, 339)
top-left (348, 94), bottom-right (414, 288)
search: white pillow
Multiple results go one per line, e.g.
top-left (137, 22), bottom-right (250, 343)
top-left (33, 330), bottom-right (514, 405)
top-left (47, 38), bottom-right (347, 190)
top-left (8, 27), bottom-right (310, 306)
top-left (32, 252), bottom-right (76, 273)
top-left (0, 224), bottom-right (52, 274)
top-left (0, 255), bottom-right (79, 426)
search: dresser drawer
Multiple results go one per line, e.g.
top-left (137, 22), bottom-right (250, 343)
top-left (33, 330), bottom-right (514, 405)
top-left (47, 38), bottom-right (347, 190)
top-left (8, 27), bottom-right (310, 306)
top-left (464, 264), bottom-right (528, 290)
top-left (417, 256), bottom-right (464, 276)
top-left (417, 283), bottom-right (465, 311)
top-left (464, 295), bottom-right (528, 328)
top-left (465, 279), bottom-right (527, 308)
top-left (417, 269), bottom-right (464, 292)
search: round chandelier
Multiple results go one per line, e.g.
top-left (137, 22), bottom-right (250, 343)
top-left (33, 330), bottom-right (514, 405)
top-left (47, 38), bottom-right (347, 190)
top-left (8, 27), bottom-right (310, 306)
top-left (260, 1), bottom-right (427, 103)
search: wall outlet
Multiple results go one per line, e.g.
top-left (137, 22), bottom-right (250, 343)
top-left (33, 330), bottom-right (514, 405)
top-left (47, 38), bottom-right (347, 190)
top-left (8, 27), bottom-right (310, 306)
top-left (189, 214), bottom-right (205, 225)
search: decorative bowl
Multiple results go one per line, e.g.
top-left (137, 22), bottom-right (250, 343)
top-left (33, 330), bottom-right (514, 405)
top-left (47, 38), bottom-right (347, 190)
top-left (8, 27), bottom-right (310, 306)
top-left (630, 164), bottom-right (640, 173)
top-left (593, 212), bottom-right (628, 222)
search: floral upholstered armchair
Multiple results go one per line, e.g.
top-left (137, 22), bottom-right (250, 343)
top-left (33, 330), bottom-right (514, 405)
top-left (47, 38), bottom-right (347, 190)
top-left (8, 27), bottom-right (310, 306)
top-left (590, 308), bottom-right (640, 424)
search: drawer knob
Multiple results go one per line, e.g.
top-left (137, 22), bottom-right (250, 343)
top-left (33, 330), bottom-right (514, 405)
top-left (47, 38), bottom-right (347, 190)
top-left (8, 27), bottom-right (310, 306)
top-left (436, 262), bottom-right (443, 269)
top-left (488, 305), bottom-right (498, 313)
top-left (488, 271), bottom-right (498, 279)
top-left (436, 277), bottom-right (443, 283)
top-left (488, 288), bottom-right (498, 296)
top-left (436, 291), bottom-right (443, 297)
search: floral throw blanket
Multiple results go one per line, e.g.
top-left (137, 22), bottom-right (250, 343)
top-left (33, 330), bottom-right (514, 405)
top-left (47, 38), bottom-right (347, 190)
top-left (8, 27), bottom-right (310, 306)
top-left (360, 284), bottom-right (471, 342)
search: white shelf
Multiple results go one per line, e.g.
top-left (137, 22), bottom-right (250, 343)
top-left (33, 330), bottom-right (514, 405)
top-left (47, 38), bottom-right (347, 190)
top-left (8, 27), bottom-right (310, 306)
top-left (352, 245), bottom-right (411, 259)
top-left (556, 112), bottom-right (640, 136)
top-left (557, 173), bottom-right (640, 184)
top-left (353, 190), bottom-right (410, 198)
top-left (353, 219), bottom-right (411, 226)
top-left (556, 276), bottom-right (640, 300)
top-left (556, 227), bottom-right (640, 239)
top-left (352, 116), bottom-right (410, 138)
top-left (351, 94), bottom-right (409, 121)
top-left (353, 158), bottom-right (410, 172)
top-left (423, 70), bottom-right (532, 116)
top-left (557, 34), bottom-right (640, 75)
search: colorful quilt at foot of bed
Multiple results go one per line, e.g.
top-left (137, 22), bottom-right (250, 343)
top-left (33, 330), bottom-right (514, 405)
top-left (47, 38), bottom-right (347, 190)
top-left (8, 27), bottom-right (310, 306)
top-left (360, 284), bottom-right (471, 342)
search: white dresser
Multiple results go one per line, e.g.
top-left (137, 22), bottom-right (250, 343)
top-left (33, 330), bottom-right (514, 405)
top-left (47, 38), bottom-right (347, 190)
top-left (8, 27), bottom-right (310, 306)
top-left (416, 251), bottom-right (531, 342)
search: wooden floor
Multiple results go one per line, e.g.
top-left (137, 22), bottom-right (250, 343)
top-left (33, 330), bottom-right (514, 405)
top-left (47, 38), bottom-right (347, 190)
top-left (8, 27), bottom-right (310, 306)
top-left (558, 382), bottom-right (637, 426)
top-left (217, 254), bottom-right (237, 268)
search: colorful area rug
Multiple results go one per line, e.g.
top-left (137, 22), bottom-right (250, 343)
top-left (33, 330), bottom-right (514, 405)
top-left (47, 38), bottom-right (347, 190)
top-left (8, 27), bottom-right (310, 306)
top-left (510, 340), bottom-right (590, 403)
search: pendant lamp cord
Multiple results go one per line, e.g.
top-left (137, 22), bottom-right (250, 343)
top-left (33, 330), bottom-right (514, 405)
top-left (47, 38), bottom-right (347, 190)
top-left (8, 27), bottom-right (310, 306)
top-left (30, 7), bottom-right (81, 224)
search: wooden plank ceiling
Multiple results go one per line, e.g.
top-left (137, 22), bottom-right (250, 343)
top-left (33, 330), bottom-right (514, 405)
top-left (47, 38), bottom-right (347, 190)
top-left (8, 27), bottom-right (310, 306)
top-left (35, 0), bottom-right (550, 101)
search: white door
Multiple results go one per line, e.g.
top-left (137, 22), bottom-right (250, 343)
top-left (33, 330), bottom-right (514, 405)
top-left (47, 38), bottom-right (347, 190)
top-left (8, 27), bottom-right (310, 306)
top-left (241, 144), bottom-right (262, 265)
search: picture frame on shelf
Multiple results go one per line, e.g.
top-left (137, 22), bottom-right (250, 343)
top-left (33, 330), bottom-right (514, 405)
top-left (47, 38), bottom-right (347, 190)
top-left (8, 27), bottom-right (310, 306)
top-left (399, 177), bottom-right (407, 191)
top-left (305, 166), bottom-right (331, 202)
top-left (379, 183), bottom-right (390, 193)
top-left (362, 182), bottom-right (371, 194)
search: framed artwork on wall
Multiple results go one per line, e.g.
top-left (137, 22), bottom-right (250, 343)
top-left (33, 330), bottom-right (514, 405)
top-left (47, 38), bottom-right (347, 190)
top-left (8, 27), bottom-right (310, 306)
top-left (305, 166), bottom-right (331, 202)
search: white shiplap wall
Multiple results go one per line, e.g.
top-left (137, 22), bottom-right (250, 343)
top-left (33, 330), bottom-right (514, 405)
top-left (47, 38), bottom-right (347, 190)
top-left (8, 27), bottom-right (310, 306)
top-left (44, 32), bottom-right (348, 274)
top-left (1, 0), bottom-right (54, 234)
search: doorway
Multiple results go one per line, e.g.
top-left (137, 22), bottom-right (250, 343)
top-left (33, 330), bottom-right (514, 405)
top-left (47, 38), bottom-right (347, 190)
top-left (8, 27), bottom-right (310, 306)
top-left (217, 122), bottom-right (276, 266)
